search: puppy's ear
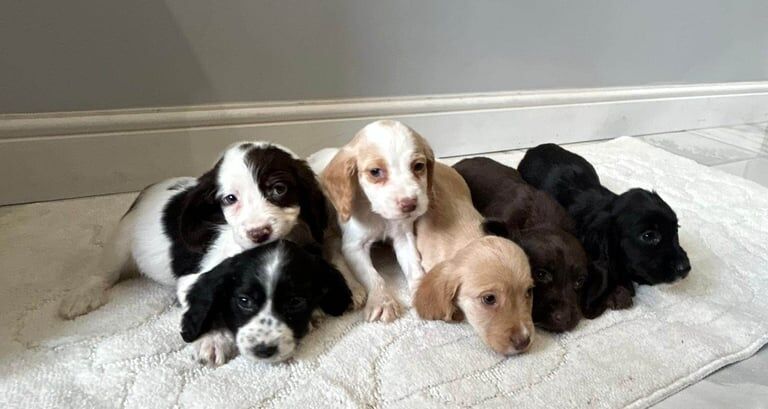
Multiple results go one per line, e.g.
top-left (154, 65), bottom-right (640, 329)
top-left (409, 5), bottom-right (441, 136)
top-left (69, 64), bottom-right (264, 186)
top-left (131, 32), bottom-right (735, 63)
top-left (413, 260), bottom-right (462, 322)
top-left (310, 254), bottom-right (353, 316)
top-left (295, 160), bottom-right (328, 244)
top-left (179, 164), bottom-right (225, 252)
top-left (579, 210), bottom-right (615, 319)
top-left (321, 148), bottom-right (357, 222)
top-left (415, 133), bottom-right (437, 203)
top-left (180, 260), bottom-right (234, 342)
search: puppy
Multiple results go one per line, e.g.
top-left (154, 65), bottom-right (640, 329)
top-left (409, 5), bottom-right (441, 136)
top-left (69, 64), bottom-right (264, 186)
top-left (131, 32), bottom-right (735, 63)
top-left (518, 143), bottom-right (691, 318)
top-left (413, 162), bottom-right (534, 356)
top-left (180, 240), bottom-right (352, 364)
top-left (309, 120), bottom-right (434, 322)
top-left (454, 157), bottom-right (588, 332)
top-left (59, 142), bottom-right (328, 365)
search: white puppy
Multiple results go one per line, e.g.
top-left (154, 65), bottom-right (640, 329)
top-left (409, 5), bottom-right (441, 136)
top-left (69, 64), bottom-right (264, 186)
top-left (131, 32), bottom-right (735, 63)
top-left (308, 120), bottom-right (434, 322)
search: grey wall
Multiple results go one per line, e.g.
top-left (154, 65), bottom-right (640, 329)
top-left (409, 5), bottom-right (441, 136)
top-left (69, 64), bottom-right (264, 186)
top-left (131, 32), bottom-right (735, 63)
top-left (2, 0), bottom-right (767, 114)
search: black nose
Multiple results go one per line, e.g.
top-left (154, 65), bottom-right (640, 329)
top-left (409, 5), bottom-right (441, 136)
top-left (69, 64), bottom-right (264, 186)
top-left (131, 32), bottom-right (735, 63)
top-left (675, 259), bottom-right (691, 277)
top-left (252, 343), bottom-right (278, 358)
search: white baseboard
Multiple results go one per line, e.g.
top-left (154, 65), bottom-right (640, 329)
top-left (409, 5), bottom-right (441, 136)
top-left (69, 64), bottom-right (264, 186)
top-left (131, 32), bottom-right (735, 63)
top-left (2, 81), bottom-right (768, 205)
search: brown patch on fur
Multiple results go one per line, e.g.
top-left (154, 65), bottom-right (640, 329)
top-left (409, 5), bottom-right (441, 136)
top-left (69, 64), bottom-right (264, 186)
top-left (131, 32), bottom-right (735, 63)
top-left (321, 147), bottom-right (357, 222)
top-left (411, 131), bottom-right (436, 203)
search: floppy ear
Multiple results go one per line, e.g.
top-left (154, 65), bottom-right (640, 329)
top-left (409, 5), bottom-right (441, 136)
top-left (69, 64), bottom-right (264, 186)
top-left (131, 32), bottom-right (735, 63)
top-left (413, 260), bottom-right (462, 322)
top-left (321, 148), bottom-right (357, 222)
top-left (310, 253), bottom-right (353, 316)
top-left (179, 260), bottom-right (235, 342)
top-left (424, 144), bottom-right (436, 203)
top-left (295, 159), bottom-right (329, 244)
top-left (579, 210), bottom-right (615, 319)
top-left (179, 164), bottom-right (225, 252)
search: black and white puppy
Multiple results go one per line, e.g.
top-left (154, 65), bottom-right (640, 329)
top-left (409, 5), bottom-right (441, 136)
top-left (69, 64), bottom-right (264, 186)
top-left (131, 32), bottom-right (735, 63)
top-left (181, 240), bottom-right (352, 363)
top-left (59, 141), bottom-right (328, 364)
top-left (518, 143), bottom-right (691, 319)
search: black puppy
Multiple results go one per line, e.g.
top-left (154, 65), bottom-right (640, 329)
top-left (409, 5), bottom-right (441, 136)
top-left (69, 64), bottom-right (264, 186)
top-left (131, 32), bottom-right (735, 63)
top-left (518, 144), bottom-right (691, 318)
top-left (181, 240), bottom-right (352, 363)
top-left (454, 157), bottom-right (589, 332)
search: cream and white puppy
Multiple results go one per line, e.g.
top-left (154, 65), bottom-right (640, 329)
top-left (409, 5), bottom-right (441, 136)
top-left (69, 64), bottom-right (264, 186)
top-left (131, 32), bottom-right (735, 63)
top-left (308, 120), bottom-right (434, 322)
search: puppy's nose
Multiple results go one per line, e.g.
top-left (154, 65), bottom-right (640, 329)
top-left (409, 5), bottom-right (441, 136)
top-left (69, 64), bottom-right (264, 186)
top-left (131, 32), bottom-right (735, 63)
top-left (674, 259), bottom-right (691, 277)
top-left (252, 343), bottom-right (278, 358)
top-left (510, 333), bottom-right (531, 351)
top-left (397, 197), bottom-right (418, 213)
top-left (247, 226), bottom-right (272, 244)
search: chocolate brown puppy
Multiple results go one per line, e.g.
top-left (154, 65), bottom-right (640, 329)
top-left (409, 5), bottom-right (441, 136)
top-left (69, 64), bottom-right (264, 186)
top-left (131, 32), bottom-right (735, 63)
top-left (454, 157), bottom-right (588, 332)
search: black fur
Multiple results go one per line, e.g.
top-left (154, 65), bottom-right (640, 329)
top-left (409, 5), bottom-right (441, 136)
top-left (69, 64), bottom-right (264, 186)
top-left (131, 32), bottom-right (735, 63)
top-left (180, 240), bottom-right (352, 355)
top-left (160, 144), bottom-right (328, 278)
top-left (518, 144), bottom-right (691, 318)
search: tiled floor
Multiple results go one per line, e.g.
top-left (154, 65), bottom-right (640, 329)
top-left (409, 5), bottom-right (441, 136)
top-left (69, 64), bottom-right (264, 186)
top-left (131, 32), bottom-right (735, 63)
top-left (641, 121), bottom-right (768, 188)
top-left (637, 122), bottom-right (768, 408)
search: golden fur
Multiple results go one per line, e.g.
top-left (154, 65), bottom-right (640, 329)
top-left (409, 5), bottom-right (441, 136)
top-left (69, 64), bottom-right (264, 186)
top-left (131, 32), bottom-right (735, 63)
top-left (414, 163), bottom-right (535, 355)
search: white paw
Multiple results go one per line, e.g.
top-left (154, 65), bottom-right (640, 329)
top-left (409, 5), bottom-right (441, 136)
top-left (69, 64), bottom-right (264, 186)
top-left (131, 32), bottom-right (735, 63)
top-left (309, 309), bottom-right (326, 331)
top-left (58, 284), bottom-right (108, 319)
top-left (364, 289), bottom-right (403, 323)
top-left (192, 329), bottom-right (238, 367)
top-left (349, 282), bottom-right (368, 311)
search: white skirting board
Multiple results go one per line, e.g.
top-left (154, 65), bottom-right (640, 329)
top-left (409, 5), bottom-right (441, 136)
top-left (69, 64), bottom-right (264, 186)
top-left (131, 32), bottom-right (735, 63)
top-left (2, 81), bottom-right (768, 205)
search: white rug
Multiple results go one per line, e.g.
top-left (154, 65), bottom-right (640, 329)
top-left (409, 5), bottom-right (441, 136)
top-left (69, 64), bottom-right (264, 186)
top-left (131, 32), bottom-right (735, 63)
top-left (1, 137), bottom-right (767, 409)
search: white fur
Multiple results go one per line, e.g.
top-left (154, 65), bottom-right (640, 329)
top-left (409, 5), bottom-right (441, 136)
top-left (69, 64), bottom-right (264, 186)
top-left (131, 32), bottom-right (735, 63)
top-left (308, 120), bottom-right (430, 323)
top-left (59, 141), bottom-right (306, 367)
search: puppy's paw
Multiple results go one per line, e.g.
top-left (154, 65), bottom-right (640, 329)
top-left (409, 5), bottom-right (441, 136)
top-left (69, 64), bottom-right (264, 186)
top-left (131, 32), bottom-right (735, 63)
top-left (58, 284), bottom-right (108, 319)
top-left (348, 282), bottom-right (368, 311)
top-left (309, 309), bottom-right (326, 332)
top-left (606, 286), bottom-right (634, 310)
top-left (364, 290), bottom-right (403, 323)
top-left (192, 329), bottom-right (237, 367)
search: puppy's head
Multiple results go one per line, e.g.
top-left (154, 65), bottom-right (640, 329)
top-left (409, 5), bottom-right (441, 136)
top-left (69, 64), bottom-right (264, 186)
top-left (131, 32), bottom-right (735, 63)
top-left (180, 142), bottom-right (327, 251)
top-left (611, 189), bottom-right (691, 284)
top-left (514, 228), bottom-right (588, 332)
top-left (321, 120), bottom-right (434, 221)
top-left (414, 236), bottom-right (535, 356)
top-left (180, 240), bottom-right (352, 363)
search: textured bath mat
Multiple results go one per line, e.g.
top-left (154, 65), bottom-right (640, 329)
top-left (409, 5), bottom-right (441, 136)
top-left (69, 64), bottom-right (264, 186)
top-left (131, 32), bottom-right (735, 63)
top-left (1, 137), bottom-right (766, 408)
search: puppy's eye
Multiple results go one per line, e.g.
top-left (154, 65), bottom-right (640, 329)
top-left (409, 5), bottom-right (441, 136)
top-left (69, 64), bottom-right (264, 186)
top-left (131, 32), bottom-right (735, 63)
top-left (526, 287), bottom-right (534, 299)
top-left (412, 162), bottom-right (426, 172)
top-left (481, 294), bottom-right (496, 306)
top-left (237, 296), bottom-right (254, 311)
top-left (369, 168), bottom-right (384, 178)
top-left (222, 194), bottom-right (238, 206)
top-left (285, 297), bottom-right (307, 311)
top-left (533, 268), bottom-right (552, 283)
top-left (270, 182), bottom-right (288, 197)
top-left (640, 230), bottom-right (662, 245)
top-left (574, 277), bottom-right (585, 290)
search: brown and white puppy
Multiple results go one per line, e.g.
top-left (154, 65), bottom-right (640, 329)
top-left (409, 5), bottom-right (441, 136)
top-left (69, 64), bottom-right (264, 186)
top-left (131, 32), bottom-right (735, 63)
top-left (308, 120), bottom-right (435, 322)
top-left (413, 163), bottom-right (534, 355)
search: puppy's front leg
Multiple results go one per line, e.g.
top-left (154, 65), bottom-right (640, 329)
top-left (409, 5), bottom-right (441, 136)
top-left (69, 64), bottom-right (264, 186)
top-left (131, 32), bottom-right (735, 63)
top-left (342, 241), bottom-right (402, 322)
top-left (392, 229), bottom-right (425, 293)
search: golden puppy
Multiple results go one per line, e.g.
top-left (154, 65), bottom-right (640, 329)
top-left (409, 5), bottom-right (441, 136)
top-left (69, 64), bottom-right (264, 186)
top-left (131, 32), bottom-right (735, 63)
top-left (414, 163), bottom-right (535, 355)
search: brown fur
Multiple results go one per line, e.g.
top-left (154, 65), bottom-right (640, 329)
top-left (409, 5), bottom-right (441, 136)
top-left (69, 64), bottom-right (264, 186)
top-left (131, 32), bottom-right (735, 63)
top-left (320, 122), bottom-right (435, 222)
top-left (414, 163), bottom-right (535, 355)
